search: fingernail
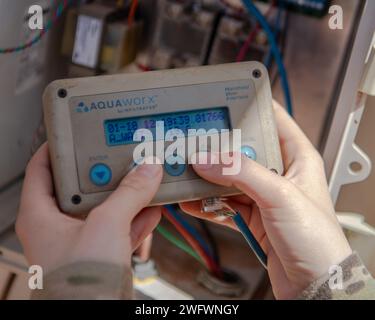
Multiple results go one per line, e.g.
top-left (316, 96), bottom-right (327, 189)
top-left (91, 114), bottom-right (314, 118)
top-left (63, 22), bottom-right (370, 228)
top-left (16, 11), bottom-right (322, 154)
top-left (192, 152), bottom-right (215, 170)
top-left (135, 161), bottom-right (161, 178)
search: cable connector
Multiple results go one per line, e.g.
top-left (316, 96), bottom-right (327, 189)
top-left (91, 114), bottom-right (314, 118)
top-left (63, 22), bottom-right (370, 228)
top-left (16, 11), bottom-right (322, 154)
top-left (202, 197), bottom-right (236, 217)
top-left (202, 197), bottom-right (268, 269)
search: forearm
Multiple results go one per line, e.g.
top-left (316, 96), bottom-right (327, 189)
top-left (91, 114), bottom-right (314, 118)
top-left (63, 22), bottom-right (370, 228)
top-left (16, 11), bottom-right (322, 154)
top-left (298, 252), bottom-right (375, 300)
top-left (31, 261), bottom-right (133, 300)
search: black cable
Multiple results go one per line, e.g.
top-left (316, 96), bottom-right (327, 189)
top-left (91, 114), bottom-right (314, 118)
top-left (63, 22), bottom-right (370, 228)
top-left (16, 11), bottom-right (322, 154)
top-left (198, 219), bottom-right (221, 265)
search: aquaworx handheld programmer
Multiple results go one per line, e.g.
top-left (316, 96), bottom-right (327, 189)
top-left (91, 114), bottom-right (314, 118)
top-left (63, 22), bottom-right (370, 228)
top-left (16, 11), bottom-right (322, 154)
top-left (43, 62), bottom-right (283, 215)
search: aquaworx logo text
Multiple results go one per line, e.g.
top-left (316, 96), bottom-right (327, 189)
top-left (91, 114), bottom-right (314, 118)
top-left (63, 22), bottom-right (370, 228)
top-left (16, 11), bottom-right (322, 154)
top-left (75, 95), bottom-right (158, 113)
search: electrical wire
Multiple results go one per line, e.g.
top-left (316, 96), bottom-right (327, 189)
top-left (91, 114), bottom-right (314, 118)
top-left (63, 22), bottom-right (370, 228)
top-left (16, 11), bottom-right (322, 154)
top-left (162, 208), bottom-right (222, 277)
top-left (236, 0), bottom-right (275, 62)
top-left (232, 212), bottom-right (267, 269)
top-left (236, 25), bottom-right (259, 62)
top-left (156, 225), bottom-right (203, 264)
top-left (198, 220), bottom-right (220, 265)
top-left (164, 204), bottom-right (214, 260)
top-left (263, 2), bottom-right (283, 68)
top-left (0, 0), bottom-right (74, 54)
top-left (202, 198), bottom-right (267, 269)
top-left (162, 207), bottom-right (223, 278)
top-left (136, 62), bottom-right (152, 72)
top-left (127, 0), bottom-right (139, 27)
top-left (241, 0), bottom-right (293, 117)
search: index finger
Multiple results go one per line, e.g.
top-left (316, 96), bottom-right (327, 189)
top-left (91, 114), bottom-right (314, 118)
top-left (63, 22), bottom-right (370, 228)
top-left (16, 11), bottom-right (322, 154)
top-left (273, 100), bottom-right (319, 168)
top-left (21, 143), bottom-right (56, 209)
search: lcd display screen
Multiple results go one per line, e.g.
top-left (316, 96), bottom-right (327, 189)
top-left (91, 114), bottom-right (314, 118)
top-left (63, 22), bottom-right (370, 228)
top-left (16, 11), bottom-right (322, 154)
top-left (104, 107), bottom-right (230, 146)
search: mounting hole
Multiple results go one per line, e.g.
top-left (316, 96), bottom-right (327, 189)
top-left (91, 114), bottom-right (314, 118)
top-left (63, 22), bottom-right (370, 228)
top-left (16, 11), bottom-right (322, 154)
top-left (71, 195), bottom-right (82, 205)
top-left (252, 69), bottom-right (262, 79)
top-left (349, 162), bottom-right (362, 173)
top-left (58, 88), bottom-right (67, 98)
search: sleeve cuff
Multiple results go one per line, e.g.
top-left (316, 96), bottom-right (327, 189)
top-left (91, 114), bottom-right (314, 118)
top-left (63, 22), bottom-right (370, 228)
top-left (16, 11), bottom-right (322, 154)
top-left (31, 261), bottom-right (133, 300)
top-left (298, 252), bottom-right (375, 300)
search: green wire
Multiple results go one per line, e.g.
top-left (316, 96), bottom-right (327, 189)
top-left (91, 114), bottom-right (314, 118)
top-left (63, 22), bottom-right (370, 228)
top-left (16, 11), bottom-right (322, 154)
top-left (156, 225), bottom-right (203, 265)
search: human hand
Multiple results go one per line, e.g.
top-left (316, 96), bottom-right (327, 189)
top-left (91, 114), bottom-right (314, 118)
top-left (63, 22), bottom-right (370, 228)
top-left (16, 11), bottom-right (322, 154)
top-left (16, 143), bottom-right (163, 273)
top-left (180, 101), bottom-right (352, 299)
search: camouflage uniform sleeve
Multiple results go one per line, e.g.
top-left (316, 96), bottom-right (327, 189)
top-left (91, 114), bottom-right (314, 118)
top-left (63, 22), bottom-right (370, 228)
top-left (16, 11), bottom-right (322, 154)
top-left (31, 261), bottom-right (133, 300)
top-left (298, 252), bottom-right (375, 300)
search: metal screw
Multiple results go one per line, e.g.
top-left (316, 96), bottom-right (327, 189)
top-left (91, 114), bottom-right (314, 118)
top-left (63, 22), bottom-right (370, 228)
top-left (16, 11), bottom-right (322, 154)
top-left (71, 195), bottom-right (82, 205)
top-left (58, 88), bottom-right (67, 98)
top-left (252, 69), bottom-right (262, 79)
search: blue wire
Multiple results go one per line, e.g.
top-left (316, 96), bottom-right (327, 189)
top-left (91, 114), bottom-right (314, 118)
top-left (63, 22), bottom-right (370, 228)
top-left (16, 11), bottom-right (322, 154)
top-left (263, 48), bottom-right (272, 70)
top-left (164, 204), bottom-right (214, 260)
top-left (166, 203), bottom-right (267, 268)
top-left (264, 4), bottom-right (283, 68)
top-left (232, 212), bottom-right (267, 269)
top-left (241, 0), bottom-right (293, 117)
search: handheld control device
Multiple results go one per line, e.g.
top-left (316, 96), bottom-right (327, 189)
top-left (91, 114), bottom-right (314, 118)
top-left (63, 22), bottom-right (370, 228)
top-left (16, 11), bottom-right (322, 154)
top-left (43, 62), bottom-right (283, 215)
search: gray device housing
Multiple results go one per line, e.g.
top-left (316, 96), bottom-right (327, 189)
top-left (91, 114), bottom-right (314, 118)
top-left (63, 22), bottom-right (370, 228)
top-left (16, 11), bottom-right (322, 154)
top-left (43, 62), bottom-right (283, 215)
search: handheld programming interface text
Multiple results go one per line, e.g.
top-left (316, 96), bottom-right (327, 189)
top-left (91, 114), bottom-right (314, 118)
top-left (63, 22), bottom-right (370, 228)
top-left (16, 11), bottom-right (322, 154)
top-left (43, 62), bottom-right (283, 215)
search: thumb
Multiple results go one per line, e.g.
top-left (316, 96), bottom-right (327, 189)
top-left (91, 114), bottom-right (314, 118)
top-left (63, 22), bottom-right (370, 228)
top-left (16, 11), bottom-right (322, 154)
top-left (93, 159), bottom-right (163, 223)
top-left (192, 152), bottom-right (293, 209)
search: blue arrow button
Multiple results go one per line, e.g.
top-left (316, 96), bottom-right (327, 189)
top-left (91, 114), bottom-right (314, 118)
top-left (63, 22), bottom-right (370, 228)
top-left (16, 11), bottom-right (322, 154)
top-left (241, 145), bottom-right (257, 160)
top-left (164, 155), bottom-right (186, 176)
top-left (90, 163), bottom-right (112, 186)
top-left (95, 171), bottom-right (105, 180)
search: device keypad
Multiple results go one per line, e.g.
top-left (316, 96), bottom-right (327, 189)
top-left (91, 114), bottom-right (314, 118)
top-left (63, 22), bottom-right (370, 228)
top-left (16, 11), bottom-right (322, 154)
top-left (89, 163), bottom-right (112, 186)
